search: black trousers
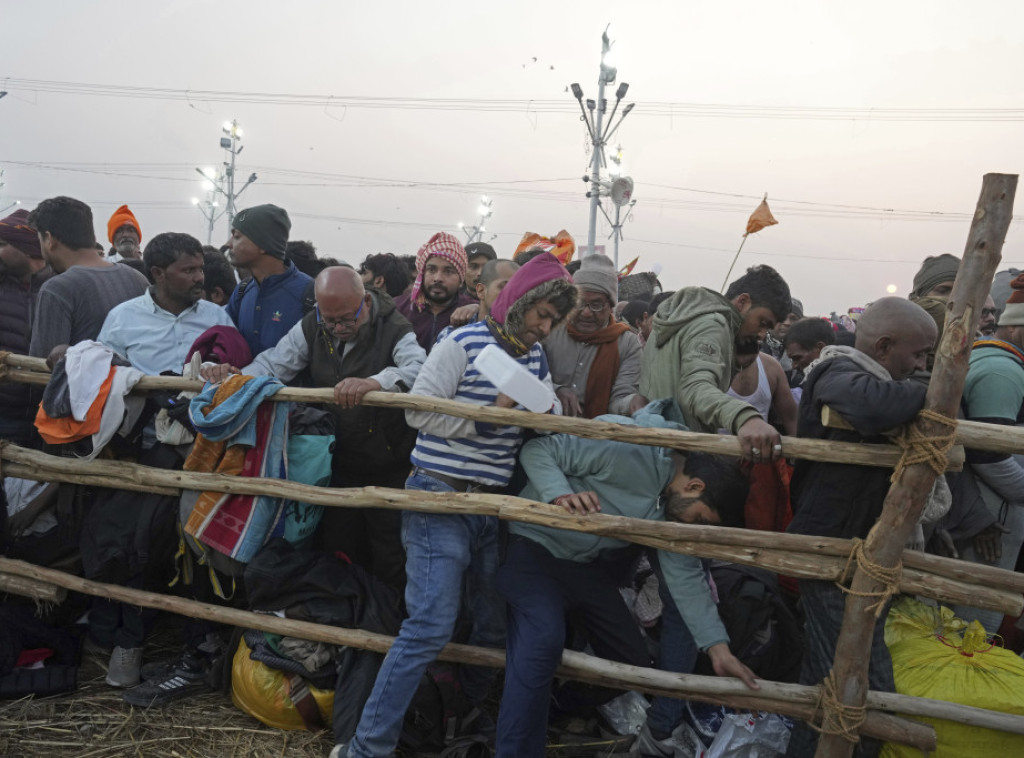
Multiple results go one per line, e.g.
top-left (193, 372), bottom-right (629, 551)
top-left (316, 466), bottom-right (409, 591)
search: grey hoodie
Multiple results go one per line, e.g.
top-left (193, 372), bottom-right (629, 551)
top-left (640, 287), bottom-right (761, 434)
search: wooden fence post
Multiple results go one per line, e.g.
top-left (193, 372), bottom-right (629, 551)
top-left (815, 173), bottom-right (1018, 757)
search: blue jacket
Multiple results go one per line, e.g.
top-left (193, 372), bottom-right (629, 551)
top-left (226, 261), bottom-right (312, 356)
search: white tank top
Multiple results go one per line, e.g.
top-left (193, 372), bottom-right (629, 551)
top-left (727, 355), bottom-right (772, 420)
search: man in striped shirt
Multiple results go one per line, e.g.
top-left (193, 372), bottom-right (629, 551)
top-left (343, 252), bottom-right (577, 758)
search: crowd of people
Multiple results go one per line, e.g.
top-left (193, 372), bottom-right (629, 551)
top-left (0, 195), bottom-right (1021, 758)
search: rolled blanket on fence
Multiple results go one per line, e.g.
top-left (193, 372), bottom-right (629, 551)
top-left (184, 375), bottom-right (289, 562)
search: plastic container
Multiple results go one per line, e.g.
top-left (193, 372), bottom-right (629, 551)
top-left (474, 344), bottom-right (555, 413)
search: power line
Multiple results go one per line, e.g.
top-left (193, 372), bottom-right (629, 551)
top-left (5, 159), bottom-right (1019, 223)
top-left (4, 78), bottom-right (1024, 122)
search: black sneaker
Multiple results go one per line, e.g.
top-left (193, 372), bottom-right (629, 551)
top-left (122, 650), bottom-right (212, 707)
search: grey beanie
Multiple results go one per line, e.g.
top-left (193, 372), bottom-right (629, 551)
top-left (573, 253), bottom-right (618, 303)
top-left (232, 204), bottom-right (291, 260)
top-left (991, 268), bottom-right (1022, 314)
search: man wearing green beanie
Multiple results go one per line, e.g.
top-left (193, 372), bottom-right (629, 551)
top-left (909, 253), bottom-right (960, 301)
top-left (225, 204), bottom-right (312, 356)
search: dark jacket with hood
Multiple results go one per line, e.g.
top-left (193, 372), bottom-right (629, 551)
top-left (302, 290), bottom-right (416, 476)
top-left (787, 352), bottom-right (926, 540)
top-left (639, 287), bottom-right (760, 433)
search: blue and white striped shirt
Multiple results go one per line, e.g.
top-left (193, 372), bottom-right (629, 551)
top-left (407, 321), bottom-right (552, 487)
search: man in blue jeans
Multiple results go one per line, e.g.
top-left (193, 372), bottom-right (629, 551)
top-left (495, 403), bottom-right (759, 757)
top-left (342, 251), bottom-right (578, 758)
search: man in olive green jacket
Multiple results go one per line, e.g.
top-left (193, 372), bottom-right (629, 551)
top-left (640, 264), bottom-right (792, 462)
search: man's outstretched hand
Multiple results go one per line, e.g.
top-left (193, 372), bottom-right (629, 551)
top-left (707, 642), bottom-right (759, 690)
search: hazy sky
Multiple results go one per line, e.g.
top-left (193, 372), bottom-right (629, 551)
top-left (3, 1), bottom-right (1022, 315)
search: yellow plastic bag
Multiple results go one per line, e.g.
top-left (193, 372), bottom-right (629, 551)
top-left (882, 597), bottom-right (1024, 757)
top-left (230, 637), bottom-right (334, 731)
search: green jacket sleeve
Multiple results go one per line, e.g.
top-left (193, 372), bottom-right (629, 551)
top-left (674, 315), bottom-right (761, 434)
top-left (657, 549), bottom-right (730, 651)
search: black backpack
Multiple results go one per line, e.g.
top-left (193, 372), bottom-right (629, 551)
top-left (696, 561), bottom-right (803, 683)
top-left (399, 662), bottom-right (491, 756)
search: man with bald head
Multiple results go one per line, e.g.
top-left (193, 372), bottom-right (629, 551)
top-left (785, 297), bottom-right (936, 758)
top-left (202, 266), bottom-right (426, 588)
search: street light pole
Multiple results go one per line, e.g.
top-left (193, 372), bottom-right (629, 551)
top-left (570, 27), bottom-right (633, 257)
top-left (457, 195), bottom-right (495, 244)
top-left (193, 120), bottom-right (257, 242)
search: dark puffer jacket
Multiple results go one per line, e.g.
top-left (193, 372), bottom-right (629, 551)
top-left (787, 355), bottom-right (926, 540)
top-left (0, 267), bottom-right (53, 418)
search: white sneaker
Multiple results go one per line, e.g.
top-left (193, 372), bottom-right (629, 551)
top-left (106, 646), bottom-right (143, 688)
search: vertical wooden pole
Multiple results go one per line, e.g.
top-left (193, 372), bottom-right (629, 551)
top-left (814, 173), bottom-right (1018, 757)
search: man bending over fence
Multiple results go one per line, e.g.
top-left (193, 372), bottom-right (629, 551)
top-left (495, 403), bottom-right (758, 757)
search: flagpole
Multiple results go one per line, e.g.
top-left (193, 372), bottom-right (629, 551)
top-left (721, 235), bottom-right (748, 292)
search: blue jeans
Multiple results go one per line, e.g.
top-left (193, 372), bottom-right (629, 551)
top-left (347, 470), bottom-right (505, 758)
top-left (645, 551), bottom-right (699, 738)
top-left (496, 536), bottom-right (651, 757)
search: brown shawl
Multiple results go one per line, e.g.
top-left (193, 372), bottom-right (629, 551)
top-left (566, 317), bottom-right (631, 418)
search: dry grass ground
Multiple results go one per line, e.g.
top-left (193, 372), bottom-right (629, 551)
top-left (0, 612), bottom-right (634, 757)
top-left (0, 614), bottom-right (333, 758)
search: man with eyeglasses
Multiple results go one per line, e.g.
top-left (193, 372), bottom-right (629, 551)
top-left (978, 296), bottom-right (998, 337)
top-left (543, 253), bottom-right (647, 418)
top-left (201, 266), bottom-right (426, 589)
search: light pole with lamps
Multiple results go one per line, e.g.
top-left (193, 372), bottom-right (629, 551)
top-left (569, 26), bottom-right (635, 256)
top-left (457, 195), bottom-right (496, 244)
top-left (192, 120), bottom-right (257, 242)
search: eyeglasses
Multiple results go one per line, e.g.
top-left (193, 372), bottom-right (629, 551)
top-left (579, 299), bottom-right (611, 313)
top-left (317, 299), bottom-right (364, 329)
top-left (981, 308), bottom-right (999, 317)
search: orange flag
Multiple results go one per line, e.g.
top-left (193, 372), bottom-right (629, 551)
top-left (744, 196), bottom-right (778, 237)
top-left (618, 256), bottom-right (639, 279)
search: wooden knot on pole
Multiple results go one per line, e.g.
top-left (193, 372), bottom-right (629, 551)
top-left (836, 538), bottom-right (902, 618)
top-left (0, 351), bottom-right (10, 382)
top-left (890, 409), bottom-right (957, 483)
top-left (810, 670), bottom-right (867, 744)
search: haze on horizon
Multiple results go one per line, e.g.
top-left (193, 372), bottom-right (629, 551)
top-left (2, 0), bottom-right (1022, 315)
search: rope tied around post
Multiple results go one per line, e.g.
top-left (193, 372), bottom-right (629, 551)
top-left (890, 408), bottom-right (958, 483)
top-left (810, 670), bottom-right (867, 744)
top-left (835, 538), bottom-right (902, 618)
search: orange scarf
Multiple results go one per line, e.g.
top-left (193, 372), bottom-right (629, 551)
top-left (566, 317), bottom-right (631, 418)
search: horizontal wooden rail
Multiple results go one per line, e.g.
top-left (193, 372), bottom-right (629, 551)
top-left (0, 556), bottom-right (951, 751)
top-left (0, 356), bottom-right (969, 471)
top-left (2, 444), bottom-right (1020, 615)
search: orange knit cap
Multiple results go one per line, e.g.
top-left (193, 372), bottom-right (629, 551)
top-left (107, 205), bottom-right (141, 244)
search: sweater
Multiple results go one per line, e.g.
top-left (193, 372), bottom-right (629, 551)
top-left (514, 409), bottom-right (728, 651)
top-left (407, 320), bottom-right (553, 487)
top-left (543, 323), bottom-right (643, 416)
top-left (29, 263), bottom-right (149, 359)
